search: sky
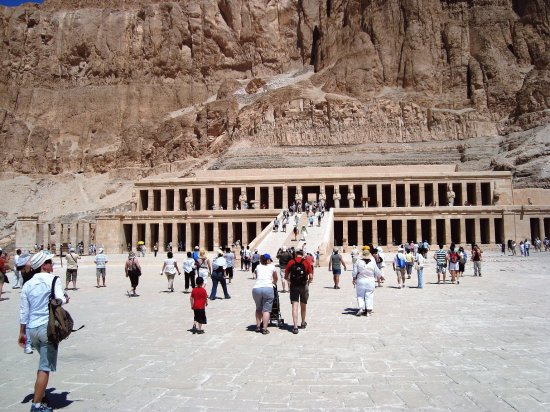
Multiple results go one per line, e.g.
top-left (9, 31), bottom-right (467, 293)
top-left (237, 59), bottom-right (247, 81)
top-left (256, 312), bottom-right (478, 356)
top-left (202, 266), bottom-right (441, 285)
top-left (0, 0), bottom-right (43, 6)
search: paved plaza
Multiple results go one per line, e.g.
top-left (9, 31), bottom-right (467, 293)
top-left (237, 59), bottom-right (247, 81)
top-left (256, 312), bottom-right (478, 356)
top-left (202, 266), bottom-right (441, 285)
top-left (1, 250), bottom-right (550, 411)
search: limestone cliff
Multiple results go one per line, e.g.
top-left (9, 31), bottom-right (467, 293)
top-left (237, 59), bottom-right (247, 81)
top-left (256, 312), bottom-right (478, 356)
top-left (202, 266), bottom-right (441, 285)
top-left (0, 0), bottom-right (548, 180)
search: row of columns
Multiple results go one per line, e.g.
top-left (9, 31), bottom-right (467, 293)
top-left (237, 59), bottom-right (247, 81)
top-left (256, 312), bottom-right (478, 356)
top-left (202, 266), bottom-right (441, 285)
top-left (34, 222), bottom-right (93, 253)
top-left (139, 181), bottom-right (490, 212)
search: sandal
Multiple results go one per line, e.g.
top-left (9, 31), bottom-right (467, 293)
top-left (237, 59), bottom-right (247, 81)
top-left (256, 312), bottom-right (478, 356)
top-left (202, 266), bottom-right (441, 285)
top-left (300, 322), bottom-right (307, 329)
top-left (292, 327), bottom-right (299, 334)
top-left (255, 326), bottom-right (261, 333)
top-left (261, 329), bottom-right (270, 335)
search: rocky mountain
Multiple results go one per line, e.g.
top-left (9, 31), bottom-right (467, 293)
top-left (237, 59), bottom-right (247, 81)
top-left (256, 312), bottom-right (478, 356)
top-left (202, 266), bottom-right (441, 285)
top-left (0, 1), bottom-right (549, 243)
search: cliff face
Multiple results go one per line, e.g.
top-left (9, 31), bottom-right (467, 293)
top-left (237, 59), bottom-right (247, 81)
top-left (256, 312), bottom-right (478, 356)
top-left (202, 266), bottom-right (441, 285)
top-left (0, 0), bottom-right (548, 178)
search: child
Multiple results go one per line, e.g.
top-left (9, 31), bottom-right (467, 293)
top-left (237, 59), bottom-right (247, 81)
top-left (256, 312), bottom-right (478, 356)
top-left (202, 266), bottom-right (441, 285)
top-left (190, 276), bottom-right (208, 334)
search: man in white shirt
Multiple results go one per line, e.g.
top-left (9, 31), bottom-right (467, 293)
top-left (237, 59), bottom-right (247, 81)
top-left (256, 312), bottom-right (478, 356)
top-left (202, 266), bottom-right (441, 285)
top-left (18, 251), bottom-right (69, 412)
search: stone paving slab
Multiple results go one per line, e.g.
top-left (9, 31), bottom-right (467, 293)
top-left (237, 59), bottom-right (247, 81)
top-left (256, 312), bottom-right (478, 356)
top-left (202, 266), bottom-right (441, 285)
top-left (1, 251), bottom-right (550, 411)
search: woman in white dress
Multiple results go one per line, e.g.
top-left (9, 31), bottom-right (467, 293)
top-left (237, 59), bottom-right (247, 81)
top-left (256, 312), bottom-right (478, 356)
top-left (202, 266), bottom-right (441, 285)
top-left (197, 249), bottom-right (211, 286)
top-left (352, 247), bottom-right (382, 317)
top-left (160, 251), bottom-right (181, 292)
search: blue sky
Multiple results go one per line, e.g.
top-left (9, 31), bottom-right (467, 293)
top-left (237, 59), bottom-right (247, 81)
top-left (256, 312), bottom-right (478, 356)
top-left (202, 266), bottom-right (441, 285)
top-left (0, 0), bottom-right (43, 6)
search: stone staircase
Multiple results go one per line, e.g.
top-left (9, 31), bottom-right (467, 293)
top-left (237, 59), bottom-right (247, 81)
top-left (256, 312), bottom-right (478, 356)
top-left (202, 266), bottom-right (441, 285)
top-left (251, 210), bottom-right (334, 264)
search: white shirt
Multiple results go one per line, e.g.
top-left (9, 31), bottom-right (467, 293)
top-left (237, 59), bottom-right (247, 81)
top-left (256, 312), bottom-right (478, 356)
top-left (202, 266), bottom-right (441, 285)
top-left (253, 264), bottom-right (276, 289)
top-left (163, 258), bottom-right (177, 275)
top-left (212, 256), bottom-right (227, 271)
top-left (183, 257), bottom-right (196, 273)
top-left (224, 252), bottom-right (235, 268)
top-left (352, 259), bottom-right (381, 281)
top-left (20, 273), bottom-right (66, 328)
top-left (415, 253), bottom-right (424, 268)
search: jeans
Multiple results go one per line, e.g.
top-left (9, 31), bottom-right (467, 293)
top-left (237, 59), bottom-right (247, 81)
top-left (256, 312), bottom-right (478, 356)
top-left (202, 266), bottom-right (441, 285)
top-left (210, 275), bottom-right (230, 299)
top-left (417, 268), bottom-right (424, 288)
top-left (473, 261), bottom-right (482, 276)
top-left (12, 268), bottom-right (22, 288)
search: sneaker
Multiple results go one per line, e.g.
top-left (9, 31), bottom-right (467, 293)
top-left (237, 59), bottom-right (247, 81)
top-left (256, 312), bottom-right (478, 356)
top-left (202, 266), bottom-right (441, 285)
top-left (356, 309), bottom-right (365, 317)
top-left (30, 404), bottom-right (53, 412)
top-left (24, 347), bottom-right (33, 354)
top-left (398, 285), bottom-right (402, 289)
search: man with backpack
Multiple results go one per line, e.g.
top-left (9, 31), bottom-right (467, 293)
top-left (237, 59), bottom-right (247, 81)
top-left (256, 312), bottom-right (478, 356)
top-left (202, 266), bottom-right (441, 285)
top-left (19, 251), bottom-right (69, 412)
top-left (284, 250), bottom-right (313, 334)
top-left (392, 247), bottom-right (407, 289)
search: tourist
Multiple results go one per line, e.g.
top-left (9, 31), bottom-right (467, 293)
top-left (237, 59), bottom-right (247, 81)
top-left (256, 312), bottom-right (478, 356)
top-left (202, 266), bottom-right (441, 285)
top-left (0, 248), bottom-right (6, 301)
top-left (511, 240), bottom-right (517, 255)
top-left (372, 246), bottom-right (385, 287)
top-left (224, 247), bottom-right (235, 283)
top-left (153, 242), bottom-right (159, 257)
top-left (190, 277), bottom-right (208, 334)
top-left (65, 247), bottom-right (80, 290)
top-left (500, 242), bottom-right (506, 256)
top-left (12, 249), bottom-right (23, 289)
top-left (94, 247), bottom-right (108, 288)
top-left (472, 244), bottom-right (482, 276)
top-left (18, 251), bottom-right (69, 412)
top-left (125, 251), bottom-right (142, 297)
top-left (285, 250), bottom-right (313, 334)
top-left (524, 239), bottom-right (531, 256)
top-left (405, 248), bottom-right (414, 279)
top-left (197, 249), bottom-right (211, 286)
top-left (414, 248), bottom-right (424, 288)
top-left (433, 244), bottom-right (448, 283)
top-left (300, 225), bottom-right (308, 241)
top-left (160, 251), bottom-right (181, 292)
top-left (350, 245), bottom-right (359, 266)
top-left (292, 225), bottom-right (299, 241)
top-left (458, 246), bottom-right (467, 277)
top-left (422, 240), bottom-right (430, 258)
top-left (251, 249), bottom-right (260, 277)
top-left (447, 243), bottom-right (460, 284)
top-left (243, 246), bottom-right (252, 271)
top-left (16, 252), bottom-right (34, 354)
top-left (392, 247), bottom-right (407, 288)
top-left (519, 240), bottom-right (525, 256)
top-left (282, 216), bottom-right (288, 232)
top-left (182, 251), bottom-right (197, 292)
top-left (273, 217), bottom-right (280, 231)
top-left (352, 246), bottom-right (382, 316)
top-left (328, 247), bottom-right (347, 289)
top-left (210, 249), bottom-right (230, 300)
top-left (252, 254), bottom-right (278, 334)
top-left (315, 248), bottom-right (321, 267)
top-left (276, 246), bottom-right (292, 293)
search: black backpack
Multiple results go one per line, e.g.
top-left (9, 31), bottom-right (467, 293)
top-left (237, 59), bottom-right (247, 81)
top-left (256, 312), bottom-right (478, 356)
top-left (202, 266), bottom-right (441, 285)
top-left (47, 276), bottom-right (84, 348)
top-left (289, 259), bottom-right (308, 286)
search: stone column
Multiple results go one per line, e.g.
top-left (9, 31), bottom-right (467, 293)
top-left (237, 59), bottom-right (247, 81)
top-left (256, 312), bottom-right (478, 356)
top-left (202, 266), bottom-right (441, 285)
top-left (268, 186), bottom-right (275, 209)
top-left (502, 212), bottom-right (515, 242)
top-left (342, 219), bottom-right (349, 249)
top-left (357, 220), bottom-right (363, 246)
top-left (433, 183), bottom-right (439, 207)
top-left (416, 219), bottom-right (422, 243)
top-left (227, 188), bottom-right (234, 210)
top-left (401, 219), bottom-right (406, 244)
top-left (213, 188), bottom-right (220, 210)
top-left (475, 183), bottom-right (482, 206)
top-left (148, 189), bottom-right (154, 211)
top-left (461, 183), bottom-right (467, 207)
top-left (489, 217), bottom-right (495, 244)
top-left (362, 184), bottom-right (368, 208)
top-left (172, 221), bottom-right (178, 250)
top-left (283, 186), bottom-right (289, 209)
top-left (200, 187), bottom-right (206, 211)
top-left (404, 183), bottom-right (410, 207)
top-left (390, 182), bottom-right (396, 207)
top-left (131, 223), bottom-right (137, 250)
top-left (459, 217), bottom-right (466, 245)
top-left (372, 220), bottom-right (378, 245)
top-left (158, 222), bottom-right (165, 251)
top-left (242, 221), bottom-right (248, 246)
top-left (474, 217), bottom-right (481, 244)
top-left (445, 218), bottom-right (452, 245)
top-left (430, 218), bottom-right (437, 245)
top-left (199, 221), bottom-right (205, 250)
top-left (161, 189), bottom-right (167, 211)
top-left (174, 188), bottom-right (181, 211)
top-left (386, 220), bottom-right (393, 247)
top-left (77, 222), bottom-right (84, 246)
top-left (254, 186), bottom-right (260, 208)
top-left (144, 223), bottom-right (150, 251)
top-left (375, 184), bottom-right (382, 207)
top-left (228, 221), bottom-right (234, 245)
top-left (185, 223), bottom-right (192, 251)
top-left (256, 221), bottom-right (262, 241)
top-left (419, 183), bottom-right (425, 206)
top-left (213, 221), bottom-right (219, 249)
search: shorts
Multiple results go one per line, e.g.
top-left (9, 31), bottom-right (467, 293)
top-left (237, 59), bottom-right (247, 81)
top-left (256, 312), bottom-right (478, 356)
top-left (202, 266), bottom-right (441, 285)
top-left (225, 266), bottom-right (234, 278)
top-left (66, 269), bottom-right (78, 282)
top-left (193, 309), bottom-right (207, 324)
top-left (0, 272), bottom-right (4, 284)
top-left (29, 323), bottom-right (58, 372)
top-left (395, 268), bottom-right (405, 277)
top-left (252, 287), bottom-right (274, 312)
top-left (332, 269), bottom-right (342, 276)
top-left (436, 264), bottom-right (447, 274)
top-left (96, 268), bottom-right (106, 277)
top-left (448, 262), bottom-right (459, 271)
top-left (289, 284), bottom-right (309, 304)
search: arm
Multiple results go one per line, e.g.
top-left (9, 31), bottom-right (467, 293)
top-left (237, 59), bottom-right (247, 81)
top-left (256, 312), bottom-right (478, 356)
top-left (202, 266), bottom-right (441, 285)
top-left (272, 269), bottom-right (278, 285)
top-left (160, 262), bottom-right (166, 275)
top-left (54, 277), bottom-right (68, 304)
top-left (174, 262), bottom-right (181, 275)
top-left (18, 287), bottom-right (29, 347)
top-left (189, 293), bottom-right (194, 308)
top-left (340, 255), bottom-right (347, 270)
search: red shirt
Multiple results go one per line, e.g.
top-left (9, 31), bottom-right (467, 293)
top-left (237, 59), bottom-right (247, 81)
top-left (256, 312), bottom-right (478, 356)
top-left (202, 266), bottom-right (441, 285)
top-left (284, 256), bottom-right (313, 278)
top-left (191, 287), bottom-right (207, 309)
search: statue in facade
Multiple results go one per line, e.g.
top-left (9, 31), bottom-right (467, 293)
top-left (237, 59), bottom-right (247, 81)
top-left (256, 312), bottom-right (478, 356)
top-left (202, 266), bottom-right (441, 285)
top-left (333, 187), bottom-right (341, 208)
top-left (319, 188), bottom-right (327, 208)
top-left (131, 189), bottom-right (137, 212)
top-left (295, 188), bottom-right (303, 213)
top-left (347, 188), bottom-right (356, 208)
top-left (239, 189), bottom-right (247, 210)
top-left (185, 194), bottom-right (193, 211)
top-left (447, 184), bottom-right (456, 206)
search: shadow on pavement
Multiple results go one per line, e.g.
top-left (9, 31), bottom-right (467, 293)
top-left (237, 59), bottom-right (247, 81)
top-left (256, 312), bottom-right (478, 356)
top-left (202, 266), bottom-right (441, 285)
top-left (22, 388), bottom-right (78, 409)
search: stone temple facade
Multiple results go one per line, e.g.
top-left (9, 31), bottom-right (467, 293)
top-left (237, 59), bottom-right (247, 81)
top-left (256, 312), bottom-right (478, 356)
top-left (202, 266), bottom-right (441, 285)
top-left (16, 166), bottom-right (550, 254)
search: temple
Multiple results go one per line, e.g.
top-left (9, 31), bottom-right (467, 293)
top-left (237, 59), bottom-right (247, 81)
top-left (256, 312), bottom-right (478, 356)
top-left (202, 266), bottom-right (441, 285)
top-left (16, 166), bottom-right (550, 253)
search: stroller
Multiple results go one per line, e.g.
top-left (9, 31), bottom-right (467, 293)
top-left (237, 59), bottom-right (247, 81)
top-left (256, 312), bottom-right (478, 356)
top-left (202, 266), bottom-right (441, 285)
top-left (269, 284), bottom-right (285, 328)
